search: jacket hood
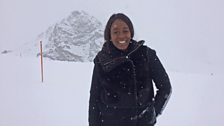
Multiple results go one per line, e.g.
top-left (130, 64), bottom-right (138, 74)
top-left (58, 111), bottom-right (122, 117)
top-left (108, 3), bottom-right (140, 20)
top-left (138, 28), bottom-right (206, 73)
top-left (95, 40), bottom-right (145, 72)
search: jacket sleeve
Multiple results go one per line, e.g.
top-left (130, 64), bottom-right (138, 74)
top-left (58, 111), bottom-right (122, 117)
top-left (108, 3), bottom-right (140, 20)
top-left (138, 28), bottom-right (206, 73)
top-left (88, 61), bottom-right (102, 126)
top-left (147, 48), bottom-right (172, 117)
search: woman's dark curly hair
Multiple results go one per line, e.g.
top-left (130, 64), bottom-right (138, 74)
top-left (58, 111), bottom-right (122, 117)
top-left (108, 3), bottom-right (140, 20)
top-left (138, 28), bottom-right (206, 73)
top-left (104, 13), bottom-right (134, 41)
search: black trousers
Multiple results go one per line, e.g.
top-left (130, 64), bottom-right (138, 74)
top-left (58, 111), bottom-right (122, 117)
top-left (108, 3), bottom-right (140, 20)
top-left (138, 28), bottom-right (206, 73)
top-left (99, 105), bottom-right (156, 126)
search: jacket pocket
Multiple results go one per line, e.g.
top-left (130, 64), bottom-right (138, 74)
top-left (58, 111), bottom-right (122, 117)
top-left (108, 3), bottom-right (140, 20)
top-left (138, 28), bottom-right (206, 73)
top-left (137, 105), bottom-right (157, 125)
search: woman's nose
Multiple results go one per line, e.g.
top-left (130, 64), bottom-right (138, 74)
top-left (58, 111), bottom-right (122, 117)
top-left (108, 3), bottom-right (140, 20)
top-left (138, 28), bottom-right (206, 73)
top-left (118, 32), bottom-right (125, 39)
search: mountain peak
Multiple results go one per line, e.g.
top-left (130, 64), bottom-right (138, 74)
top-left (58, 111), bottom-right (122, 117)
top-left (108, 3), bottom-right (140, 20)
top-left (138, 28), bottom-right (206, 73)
top-left (22, 10), bottom-right (104, 62)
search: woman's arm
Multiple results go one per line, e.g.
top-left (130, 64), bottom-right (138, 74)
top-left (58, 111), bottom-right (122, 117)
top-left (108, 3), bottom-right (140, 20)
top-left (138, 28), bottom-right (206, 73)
top-left (89, 62), bottom-right (102, 126)
top-left (148, 48), bottom-right (172, 117)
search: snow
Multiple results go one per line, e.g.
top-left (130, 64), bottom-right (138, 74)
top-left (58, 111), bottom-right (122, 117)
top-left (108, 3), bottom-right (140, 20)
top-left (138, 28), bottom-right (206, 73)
top-left (0, 54), bottom-right (224, 126)
top-left (1, 0), bottom-right (224, 125)
top-left (0, 54), bottom-right (91, 126)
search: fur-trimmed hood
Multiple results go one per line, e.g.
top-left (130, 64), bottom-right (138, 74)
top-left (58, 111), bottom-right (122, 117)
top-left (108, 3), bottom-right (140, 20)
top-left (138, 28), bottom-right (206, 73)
top-left (94, 40), bottom-right (145, 72)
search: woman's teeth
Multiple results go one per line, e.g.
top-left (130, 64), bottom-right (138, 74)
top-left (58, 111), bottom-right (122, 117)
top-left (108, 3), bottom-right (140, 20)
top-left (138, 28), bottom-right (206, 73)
top-left (119, 41), bottom-right (126, 44)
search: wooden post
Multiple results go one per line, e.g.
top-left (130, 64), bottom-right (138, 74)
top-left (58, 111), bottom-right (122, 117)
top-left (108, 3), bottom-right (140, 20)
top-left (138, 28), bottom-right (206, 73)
top-left (40, 41), bottom-right (44, 82)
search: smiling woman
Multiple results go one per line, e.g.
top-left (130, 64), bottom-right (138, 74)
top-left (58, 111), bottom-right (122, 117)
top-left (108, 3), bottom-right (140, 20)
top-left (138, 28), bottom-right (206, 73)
top-left (103, 13), bottom-right (134, 52)
top-left (88, 13), bottom-right (172, 126)
top-left (110, 19), bottom-right (131, 50)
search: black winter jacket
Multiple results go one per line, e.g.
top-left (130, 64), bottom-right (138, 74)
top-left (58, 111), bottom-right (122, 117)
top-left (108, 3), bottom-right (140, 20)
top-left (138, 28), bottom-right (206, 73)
top-left (89, 40), bottom-right (172, 126)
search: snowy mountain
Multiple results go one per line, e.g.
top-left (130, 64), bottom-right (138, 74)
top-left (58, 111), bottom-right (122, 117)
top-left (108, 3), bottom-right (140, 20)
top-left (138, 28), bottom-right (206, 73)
top-left (20, 10), bottom-right (104, 62)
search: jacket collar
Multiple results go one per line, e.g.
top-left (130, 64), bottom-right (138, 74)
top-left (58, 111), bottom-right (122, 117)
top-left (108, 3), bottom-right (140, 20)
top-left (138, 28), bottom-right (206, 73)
top-left (96, 40), bottom-right (145, 72)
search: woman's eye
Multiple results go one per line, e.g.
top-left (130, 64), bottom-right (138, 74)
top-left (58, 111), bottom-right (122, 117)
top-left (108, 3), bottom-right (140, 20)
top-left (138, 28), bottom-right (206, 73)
top-left (123, 30), bottom-right (129, 33)
top-left (113, 31), bottom-right (119, 34)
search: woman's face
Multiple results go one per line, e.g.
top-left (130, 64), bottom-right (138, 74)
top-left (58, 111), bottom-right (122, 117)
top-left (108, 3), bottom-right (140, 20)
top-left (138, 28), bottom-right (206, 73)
top-left (110, 19), bottom-right (131, 51)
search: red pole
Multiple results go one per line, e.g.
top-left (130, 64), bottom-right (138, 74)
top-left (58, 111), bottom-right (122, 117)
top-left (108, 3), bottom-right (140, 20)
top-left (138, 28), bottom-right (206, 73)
top-left (40, 41), bottom-right (44, 82)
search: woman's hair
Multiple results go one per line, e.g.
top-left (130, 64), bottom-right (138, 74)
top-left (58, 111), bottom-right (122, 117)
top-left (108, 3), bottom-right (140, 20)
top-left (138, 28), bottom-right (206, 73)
top-left (104, 13), bottom-right (134, 41)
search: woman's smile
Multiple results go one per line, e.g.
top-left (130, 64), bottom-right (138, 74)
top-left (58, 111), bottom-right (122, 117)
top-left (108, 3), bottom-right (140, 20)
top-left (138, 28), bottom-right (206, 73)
top-left (118, 41), bottom-right (126, 44)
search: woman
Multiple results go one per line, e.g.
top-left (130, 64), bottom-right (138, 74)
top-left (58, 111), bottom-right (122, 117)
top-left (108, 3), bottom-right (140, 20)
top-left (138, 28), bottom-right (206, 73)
top-left (89, 13), bottom-right (172, 126)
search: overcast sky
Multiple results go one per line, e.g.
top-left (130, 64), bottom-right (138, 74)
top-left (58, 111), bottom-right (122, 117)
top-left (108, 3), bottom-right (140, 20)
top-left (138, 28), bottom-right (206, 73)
top-left (0, 0), bottom-right (224, 72)
top-left (0, 0), bottom-right (139, 49)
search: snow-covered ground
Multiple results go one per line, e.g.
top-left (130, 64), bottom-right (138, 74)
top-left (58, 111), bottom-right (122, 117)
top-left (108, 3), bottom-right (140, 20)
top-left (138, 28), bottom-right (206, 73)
top-left (0, 54), bottom-right (224, 126)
